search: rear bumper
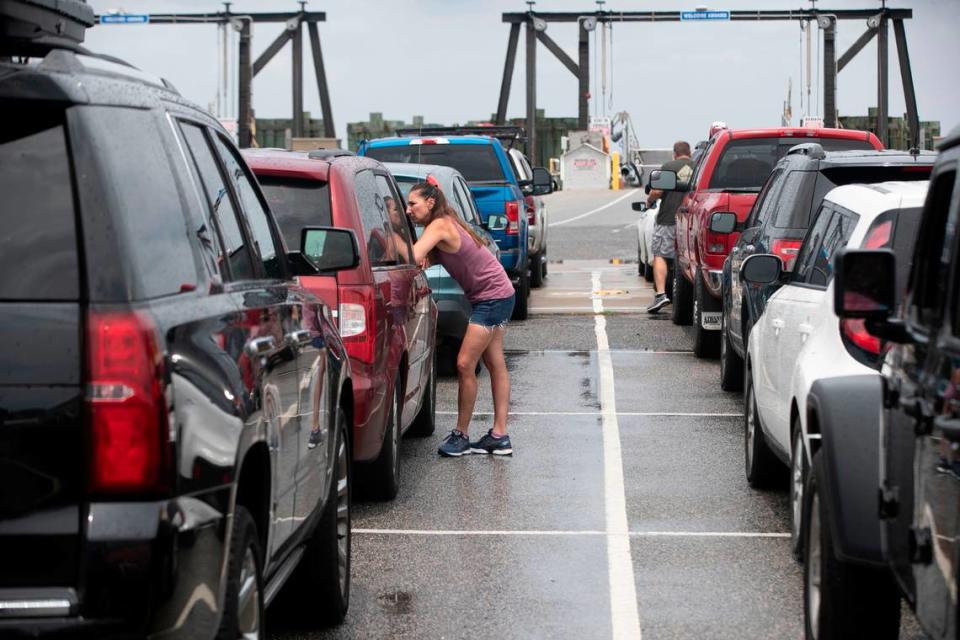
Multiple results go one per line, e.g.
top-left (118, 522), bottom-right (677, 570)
top-left (0, 496), bottom-right (228, 638)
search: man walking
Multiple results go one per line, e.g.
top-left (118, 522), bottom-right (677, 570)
top-left (646, 140), bottom-right (694, 313)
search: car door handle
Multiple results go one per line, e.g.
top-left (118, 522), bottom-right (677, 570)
top-left (771, 319), bottom-right (785, 335)
top-left (245, 336), bottom-right (276, 357)
top-left (799, 323), bottom-right (813, 336)
top-left (285, 329), bottom-right (311, 346)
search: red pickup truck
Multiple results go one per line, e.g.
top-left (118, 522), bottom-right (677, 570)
top-left (652, 127), bottom-right (882, 357)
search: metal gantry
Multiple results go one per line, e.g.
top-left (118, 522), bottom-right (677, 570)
top-left (498, 8), bottom-right (918, 160)
top-left (94, 6), bottom-right (335, 148)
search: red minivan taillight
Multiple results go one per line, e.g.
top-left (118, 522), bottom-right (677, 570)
top-left (504, 200), bottom-right (520, 235)
top-left (339, 287), bottom-right (377, 364)
top-left (86, 311), bottom-right (170, 494)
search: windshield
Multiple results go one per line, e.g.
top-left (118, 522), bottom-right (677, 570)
top-left (367, 144), bottom-right (504, 182)
top-left (257, 177), bottom-right (333, 250)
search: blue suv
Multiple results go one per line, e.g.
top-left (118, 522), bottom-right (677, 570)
top-left (359, 128), bottom-right (552, 320)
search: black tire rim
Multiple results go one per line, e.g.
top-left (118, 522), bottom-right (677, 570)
top-left (335, 425), bottom-right (350, 597)
top-left (391, 386), bottom-right (400, 480)
top-left (791, 430), bottom-right (805, 549)
top-left (237, 545), bottom-right (261, 639)
top-left (807, 490), bottom-right (822, 639)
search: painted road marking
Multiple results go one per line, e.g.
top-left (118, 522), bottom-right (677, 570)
top-left (437, 411), bottom-right (743, 417)
top-left (549, 189), bottom-right (640, 227)
top-left (353, 528), bottom-right (790, 538)
top-left (593, 269), bottom-right (643, 640)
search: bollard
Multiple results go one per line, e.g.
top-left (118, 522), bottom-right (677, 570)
top-left (611, 151), bottom-right (620, 190)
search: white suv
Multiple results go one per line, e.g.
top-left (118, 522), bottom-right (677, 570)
top-left (740, 180), bottom-right (929, 558)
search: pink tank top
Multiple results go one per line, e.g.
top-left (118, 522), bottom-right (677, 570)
top-left (434, 223), bottom-right (515, 304)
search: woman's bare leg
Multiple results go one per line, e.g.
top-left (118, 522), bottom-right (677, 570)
top-left (455, 323), bottom-right (496, 435)
top-left (481, 327), bottom-right (510, 436)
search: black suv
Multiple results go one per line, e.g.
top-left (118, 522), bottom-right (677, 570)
top-left (802, 126), bottom-right (960, 639)
top-left (1, 4), bottom-right (357, 636)
top-left (718, 145), bottom-right (935, 390)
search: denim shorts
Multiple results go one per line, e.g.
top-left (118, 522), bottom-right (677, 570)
top-left (469, 295), bottom-right (515, 328)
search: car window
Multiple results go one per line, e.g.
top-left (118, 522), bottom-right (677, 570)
top-left (211, 134), bottom-right (283, 280)
top-left (447, 180), bottom-right (469, 221)
top-left (456, 178), bottom-right (479, 224)
top-left (376, 173), bottom-right (413, 264)
top-left (354, 169), bottom-right (393, 266)
top-left (367, 144), bottom-right (504, 183)
top-left (689, 138), bottom-right (715, 188)
top-left (0, 105), bottom-right (78, 301)
top-left (709, 139), bottom-right (779, 190)
top-left (864, 207), bottom-right (922, 306)
top-left (911, 168), bottom-right (957, 328)
top-left (773, 170), bottom-right (818, 229)
top-left (793, 205), bottom-right (836, 286)
top-left (258, 176), bottom-right (333, 252)
top-left (746, 168), bottom-right (785, 229)
top-left (804, 209), bottom-right (857, 287)
top-left (179, 123), bottom-right (256, 281)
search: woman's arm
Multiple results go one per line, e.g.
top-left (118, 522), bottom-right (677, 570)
top-left (412, 218), bottom-right (455, 264)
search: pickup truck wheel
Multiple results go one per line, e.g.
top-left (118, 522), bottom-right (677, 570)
top-left (529, 251), bottom-right (545, 288)
top-left (511, 267), bottom-right (529, 321)
top-left (803, 452), bottom-right (900, 640)
top-left (790, 423), bottom-right (808, 562)
top-left (671, 261), bottom-right (693, 326)
top-left (408, 355), bottom-right (436, 437)
top-left (719, 314), bottom-right (744, 391)
top-left (744, 368), bottom-right (780, 489)
top-left (637, 244), bottom-right (646, 277)
top-left (216, 506), bottom-right (265, 640)
top-left (693, 275), bottom-right (720, 358)
top-left (369, 377), bottom-right (401, 500)
top-left (297, 409), bottom-right (351, 626)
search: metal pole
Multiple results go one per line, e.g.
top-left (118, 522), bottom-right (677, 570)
top-left (877, 14), bottom-right (888, 146)
top-left (307, 21), bottom-right (335, 139)
top-left (292, 19), bottom-right (303, 138)
top-left (526, 18), bottom-right (537, 164)
top-left (822, 17), bottom-right (837, 127)
top-left (496, 23), bottom-right (521, 125)
top-left (578, 19), bottom-right (589, 130)
top-left (892, 19), bottom-right (919, 148)
top-left (237, 19), bottom-right (252, 148)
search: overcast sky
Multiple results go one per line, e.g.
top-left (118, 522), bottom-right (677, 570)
top-left (84, 0), bottom-right (959, 149)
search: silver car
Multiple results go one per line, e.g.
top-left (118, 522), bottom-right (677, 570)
top-left (507, 147), bottom-right (549, 288)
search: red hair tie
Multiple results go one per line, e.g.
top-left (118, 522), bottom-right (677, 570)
top-left (426, 175), bottom-right (441, 191)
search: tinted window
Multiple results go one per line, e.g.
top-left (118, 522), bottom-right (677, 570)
top-left (709, 139), bottom-right (779, 190)
top-left (367, 144), bottom-right (505, 183)
top-left (863, 208), bottom-right (922, 304)
top-left (795, 209), bottom-right (857, 287)
top-left (82, 107), bottom-right (198, 299)
top-left (773, 171), bottom-right (818, 229)
top-left (259, 177), bottom-right (332, 251)
top-left (747, 168), bottom-right (785, 228)
top-left (818, 138), bottom-right (877, 152)
top-left (212, 135), bottom-right (283, 279)
top-left (376, 173), bottom-right (413, 264)
top-left (911, 169), bottom-right (957, 327)
top-left (0, 106), bottom-right (78, 301)
top-left (354, 169), bottom-right (392, 266)
top-left (180, 123), bottom-right (255, 281)
top-left (455, 178), bottom-right (478, 224)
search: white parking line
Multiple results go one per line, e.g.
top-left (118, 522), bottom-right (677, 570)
top-left (593, 270), bottom-right (643, 640)
top-left (437, 411), bottom-right (743, 417)
top-left (502, 349), bottom-right (695, 355)
top-left (549, 189), bottom-right (640, 227)
top-left (353, 528), bottom-right (790, 538)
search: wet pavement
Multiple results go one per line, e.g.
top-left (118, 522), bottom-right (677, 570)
top-left (269, 188), bottom-right (926, 639)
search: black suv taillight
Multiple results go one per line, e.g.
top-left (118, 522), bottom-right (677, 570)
top-left (86, 310), bottom-right (170, 495)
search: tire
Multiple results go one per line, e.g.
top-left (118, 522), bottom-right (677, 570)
top-left (693, 274), bottom-right (720, 358)
top-left (790, 422), bottom-right (808, 562)
top-left (217, 506), bottom-right (265, 640)
top-left (529, 251), bottom-right (545, 288)
top-left (744, 367), bottom-right (780, 489)
top-left (298, 408), bottom-right (352, 626)
top-left (644, 263), bottom-right (654, 283)
top-left (437, 339), bottom-right (458, 378)
top-left (369, 377), bottom-right (401, 500)
top-left (671, 261), bottom-right (693, 326)
top-left (408, 355), bottom-right (436, 437)
top-left (803, 452), bottom-right (901, 640)
top-left (719, 314), bottom-right (744, 391)
top-left (511, 266), bottom-right (529, 321)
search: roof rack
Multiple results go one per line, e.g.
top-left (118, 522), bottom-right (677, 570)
top-left (394, 125), bottom-right (526, 150)
top-left (0, 0), bottom-right (95, 55)
top-left (786, 142), bottom-right (826, 160)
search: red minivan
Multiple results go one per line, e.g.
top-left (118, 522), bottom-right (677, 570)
top-left (243, 149), bottom-right (438, 500)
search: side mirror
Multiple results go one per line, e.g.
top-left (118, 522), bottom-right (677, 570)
top-left (531, 167), bottom-right (554, 195)
top-left (708, 211), bottom-right (738, 234)
top-left (632, 201), bottom-right (648, 212)
top-left (299, 227), bottom-right (360, 272)
top-left (650, 169), bottom-right (688, 192)
top-left (486, 215), bottom-right (508, 232)
top-left (834, 249), bottom-right (896, 320)
top-left (741, 254), bottom-right (782, 284)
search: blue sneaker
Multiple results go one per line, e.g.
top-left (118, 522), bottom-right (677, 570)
top-left (470, 430), bottom-right (513, 456)
top-left (438, 430), bottom-right (471, 457)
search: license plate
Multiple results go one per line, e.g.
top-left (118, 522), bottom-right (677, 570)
top-left (701, 312), bottom-right (722, 331)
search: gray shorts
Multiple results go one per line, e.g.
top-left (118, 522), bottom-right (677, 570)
top-left (651, 224), bottom-right (676, 259)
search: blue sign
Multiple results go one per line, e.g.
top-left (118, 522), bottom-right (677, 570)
top-left (100, 14), bottom-right (150, 24)
top-left (681, 10), bottom-right (731, 21)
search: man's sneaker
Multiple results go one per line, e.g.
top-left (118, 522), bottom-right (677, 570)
top-left (438, 430), bottom-right (471, 457)
top-left (470, 430), bottom-right (513, 456)
top-left (646, 293), bottom-right (671, 314)
top-left (307, 428), bottom-right (322, 449)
